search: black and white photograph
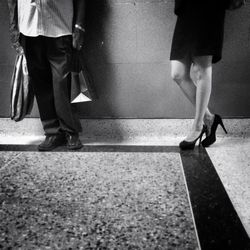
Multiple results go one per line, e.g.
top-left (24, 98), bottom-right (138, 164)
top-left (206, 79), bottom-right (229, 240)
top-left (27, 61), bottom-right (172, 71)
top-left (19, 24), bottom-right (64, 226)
top-left (0, 0), bottom-right (250, 249)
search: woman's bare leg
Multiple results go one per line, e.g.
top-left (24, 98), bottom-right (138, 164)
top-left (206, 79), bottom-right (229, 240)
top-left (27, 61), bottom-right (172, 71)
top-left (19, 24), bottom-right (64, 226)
top-left (171, 58), bottom-right (214, 140)
top-left (171, 58), bottom-right (214, 119)
top-left (188, 56), bottom-right (213, 139)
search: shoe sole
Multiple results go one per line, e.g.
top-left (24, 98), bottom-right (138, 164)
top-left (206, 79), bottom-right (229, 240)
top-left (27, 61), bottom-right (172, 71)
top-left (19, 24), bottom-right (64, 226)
top-left (38, 140), bottom-right (66, 152)
top-left (38, 146), bottom-right (58, 151)
top-left (67, 144), bottom-right (83, 150)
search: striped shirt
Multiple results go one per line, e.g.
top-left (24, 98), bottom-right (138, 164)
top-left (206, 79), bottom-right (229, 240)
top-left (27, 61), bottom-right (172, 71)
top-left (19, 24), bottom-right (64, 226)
top-left (17, 0), bottom-right (74, 37)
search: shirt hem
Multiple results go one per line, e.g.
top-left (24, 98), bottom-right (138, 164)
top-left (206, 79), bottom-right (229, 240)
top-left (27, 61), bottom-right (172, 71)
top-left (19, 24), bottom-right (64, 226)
top-left (20, 31), bottom-right (72, 38)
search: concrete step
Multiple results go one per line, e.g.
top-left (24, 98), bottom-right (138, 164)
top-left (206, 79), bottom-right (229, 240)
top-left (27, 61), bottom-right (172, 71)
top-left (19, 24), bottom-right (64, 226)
top-left (0, 118), bottom-right (249, 138)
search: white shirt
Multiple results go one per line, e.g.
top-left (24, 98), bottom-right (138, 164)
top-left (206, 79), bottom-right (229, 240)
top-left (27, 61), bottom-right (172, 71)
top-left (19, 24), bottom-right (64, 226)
top-left (17, 0), bottom-right (74, 37)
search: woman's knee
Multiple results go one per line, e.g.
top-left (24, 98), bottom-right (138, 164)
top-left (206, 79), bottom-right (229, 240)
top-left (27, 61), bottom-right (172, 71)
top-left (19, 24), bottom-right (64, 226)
top-left (171, 70), bottom-right (186, 85)
top-left (171, 64), bottom-right (190, 85)
top-left (191, 56), bottom-right (212, 82)
top-left (171, 60), bottom-right (191, 85)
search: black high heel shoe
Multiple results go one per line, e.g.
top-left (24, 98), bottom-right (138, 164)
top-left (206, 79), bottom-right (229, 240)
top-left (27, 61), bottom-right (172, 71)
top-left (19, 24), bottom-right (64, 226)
top-left (179, 126), bottom-right (207, 150)
top-left (202, 114), bottom-right (227, 148)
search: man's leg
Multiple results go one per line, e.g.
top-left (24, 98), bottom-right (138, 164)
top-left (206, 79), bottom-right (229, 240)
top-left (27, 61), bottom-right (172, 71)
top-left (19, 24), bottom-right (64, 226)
top-left (46, 36), bottom-right (82, 149)
top-left (21, 35), bottom-right (62, 135)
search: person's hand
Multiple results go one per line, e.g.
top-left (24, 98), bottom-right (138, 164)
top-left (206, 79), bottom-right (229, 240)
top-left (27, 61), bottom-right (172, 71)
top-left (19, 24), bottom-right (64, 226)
top-left (12, 41), bottom-right (24, 55)
top-left (10, 30), bottom-right (24, 55)
top-left (72, 26), bottom-right (85, 51)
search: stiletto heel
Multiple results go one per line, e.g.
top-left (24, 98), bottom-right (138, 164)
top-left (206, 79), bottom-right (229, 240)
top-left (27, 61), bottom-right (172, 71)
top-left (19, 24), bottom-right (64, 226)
top-left (198, 132), bottom-right (204, 146)
top-left (179, 126), bottom-right (207, 150)
top-left (202, 114), bottom-right (227, 148)
top-left (219, 120), bottom-right (228, 134)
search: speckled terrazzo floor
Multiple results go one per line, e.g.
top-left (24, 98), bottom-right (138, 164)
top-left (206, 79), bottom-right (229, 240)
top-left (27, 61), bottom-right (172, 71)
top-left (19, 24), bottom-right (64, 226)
top-left (0, 152), bottom-right (21, 169)
top-left (0, 151), bottom-right (198, 249)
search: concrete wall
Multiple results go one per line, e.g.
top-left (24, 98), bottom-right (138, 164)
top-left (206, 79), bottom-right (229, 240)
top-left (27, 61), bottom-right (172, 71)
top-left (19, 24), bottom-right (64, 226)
top-left (1, 0), bottom-right (250, 118)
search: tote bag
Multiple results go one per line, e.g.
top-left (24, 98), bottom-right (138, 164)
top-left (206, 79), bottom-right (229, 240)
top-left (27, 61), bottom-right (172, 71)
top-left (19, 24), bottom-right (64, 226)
top-left (10, 54), bottom-right (34, 121)
top-left (70, 51), bottom-right (97, 103)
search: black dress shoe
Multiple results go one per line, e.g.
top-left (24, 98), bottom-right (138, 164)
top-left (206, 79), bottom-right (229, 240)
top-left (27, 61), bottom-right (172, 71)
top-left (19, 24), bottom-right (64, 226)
top-left (38, 134), bottom-right (66, 151)
top-left (179, 126), bottom-right (207, 150)
top-left (202, 114), bottom-right (228, 148)
top-left (66, 133), bottom-right (83, 150)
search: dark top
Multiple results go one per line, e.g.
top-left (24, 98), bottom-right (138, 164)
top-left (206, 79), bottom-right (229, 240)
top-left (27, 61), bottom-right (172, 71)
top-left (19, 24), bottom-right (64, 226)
top-left (171, 0), bottom-right (229, 63)
top-left (174, 0), bottom-right (230, 15)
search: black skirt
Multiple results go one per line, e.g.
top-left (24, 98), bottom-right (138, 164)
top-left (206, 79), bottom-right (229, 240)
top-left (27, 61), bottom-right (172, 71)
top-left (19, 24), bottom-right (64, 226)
top-left (170, 6), bottom-right (226, 64)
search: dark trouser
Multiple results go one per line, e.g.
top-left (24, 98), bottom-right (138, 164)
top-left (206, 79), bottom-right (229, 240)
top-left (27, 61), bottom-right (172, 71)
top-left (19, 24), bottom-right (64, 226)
top-left (20, 35), bottom-right (82, 135)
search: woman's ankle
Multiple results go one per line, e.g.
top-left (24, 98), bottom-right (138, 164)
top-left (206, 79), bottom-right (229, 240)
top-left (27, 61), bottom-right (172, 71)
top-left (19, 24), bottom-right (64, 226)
top-left (192, 121), bottom-right (203, 132)
top-left (204, 113), bottom-right (214, 122)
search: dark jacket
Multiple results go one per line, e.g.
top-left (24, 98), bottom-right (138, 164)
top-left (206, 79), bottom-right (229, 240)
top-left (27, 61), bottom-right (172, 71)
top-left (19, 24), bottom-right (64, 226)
top-left (174, 0), bottom-right (185, 15)
top-left (73, 0), bottom-right (86, 28)
top-left (7, 0), bottom-right (19, 44)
